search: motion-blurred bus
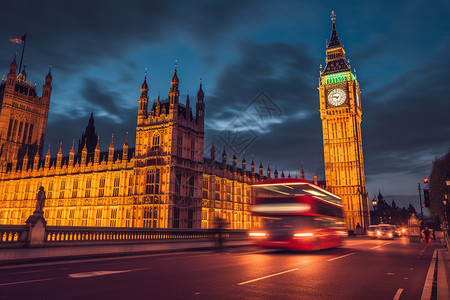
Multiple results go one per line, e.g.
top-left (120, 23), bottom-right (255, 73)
top-left (249, 178), bottom-right (346, 251)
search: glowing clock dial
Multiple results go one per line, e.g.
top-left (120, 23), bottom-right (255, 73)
top-left (327, 88), bottom-right (346, 106)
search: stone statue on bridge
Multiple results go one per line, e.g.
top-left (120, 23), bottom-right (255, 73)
top-left (34, 186), bottom-right (46, 213)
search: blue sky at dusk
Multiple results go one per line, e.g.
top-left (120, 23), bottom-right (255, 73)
top-left (1, 0), bottom-right (449, 211)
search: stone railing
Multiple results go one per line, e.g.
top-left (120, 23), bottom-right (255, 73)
top-left (0, 225), bottom-right (29, 248)
top-left (0, 224), bottom-right (248, 248)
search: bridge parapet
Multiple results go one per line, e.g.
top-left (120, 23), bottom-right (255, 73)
top-left (0, 225), bottom-right (248, 248)
top-left (0, 225), bottom-right (29, 247)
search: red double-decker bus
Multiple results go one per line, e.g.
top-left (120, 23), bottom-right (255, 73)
top-left (249, 178), bottom-right (346, 251)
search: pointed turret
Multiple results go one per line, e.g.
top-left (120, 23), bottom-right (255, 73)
top-left (196, 78), bottom-right (205, 125)
top-left (210, 142), bottom-right (216, 163)
top-left (222, 146), bottom-right (227, 169)
top-left (321, 11), bottom-right (351, 76)
top-left (300, 163), bottom-right (305, 179)
top-left (314, 168), bottom-right (318, 185)
top-left (169, 62), bottom-right (179, 108)
top-left (6, 54), bottom-right (18, 89)
top-left (9, 54), bottom-right (17, 75)
top-left (122, 132), bottom-right (129, 162)
top-left (274, 168), bottom-right (278, 179)
top-left (42, 65), bottom-right (52, 100)
top-left (281, 170), bottom-right (285, 178)
top-left (44, 144), bottom-right (51, 169)
top-left (78, 113), bottom-right (98, 154)
top-left (81, 138), bottom-right (88, 165)
top-left (185, 94), bottom-right (191, 120)
top-left (242, 154), bottom-right (247, 171)
top-left (94, 137), bottom-right (100, 164)
top-left (267, 163), bottom-right (271, 179)
top-left (57, 141), bottom-right (63, 167)
top-left (138, 71), bottom-right (149, 121)
top-left (108, 134), bottom-right (114, 164)
top-left (156, 95), bottom-right (161, 115)
top-left (33, 149), bottom-right (40, 170)
top-left (259, 162), bottom-right (263, 177)
top-left (251, 156), bottom-right (255, 174)
top-left (69, 139), bottom-right (75, 166)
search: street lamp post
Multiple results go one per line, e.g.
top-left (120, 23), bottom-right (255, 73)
top-left (418, 183), bottom-right (424, 223)
top-left (371, 197), bottom-right (377, 225)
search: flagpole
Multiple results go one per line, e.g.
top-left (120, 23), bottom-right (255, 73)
top-left (18, 34), bottom-right (27, 75)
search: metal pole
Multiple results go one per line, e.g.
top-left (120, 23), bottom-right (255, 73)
top-left (18, 35), bottom-right (27, 75)
top-left (418, 183), bottom-right (423, 222)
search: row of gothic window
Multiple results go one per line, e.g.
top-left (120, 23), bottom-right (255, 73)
top-left (6, 117), bottom-right (34, 144)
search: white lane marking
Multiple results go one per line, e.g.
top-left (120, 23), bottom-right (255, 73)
top-left (387, 273), bottom-right (394, 275)
top-left (238, 268), bottom-right (299, 285)
top-left (0, 278), bottom-right (56, 286)
top-left (421, 250), bottom-right (437, 300)
top-left (68, 267), bottom-right (150, 278)
top-left (327, 252), bottom-right (356, 262)
top-left (437, 249), bottom-right (450, 300)
top-left (12, 269), bottom-right (46, 275)
top-left (393, 288), bottom-right (403, 300)
top-left (383, 242), bottom-right (392, 246)
top-left (371, 246), bottom-right (381, 250)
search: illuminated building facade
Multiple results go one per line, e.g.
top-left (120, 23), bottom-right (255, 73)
top-left (0, 64), bottom-right (264, 229)
top-left (0, 55), bottom-right (52, 163)
top-left (318, 14), bottom-right (370, 230)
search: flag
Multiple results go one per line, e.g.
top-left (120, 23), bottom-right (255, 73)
top-left (9, 34), bottom-right (27, 44)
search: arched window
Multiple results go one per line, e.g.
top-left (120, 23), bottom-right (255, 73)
top-left (177, 134), bottom-right (183, 157)
top-left (152, 133), bottom-right (160, 151)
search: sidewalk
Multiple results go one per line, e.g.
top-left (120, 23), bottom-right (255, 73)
top-left (0, 239), bottom-right (252, 266)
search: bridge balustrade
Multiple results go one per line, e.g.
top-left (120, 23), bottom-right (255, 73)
top-left (0, 224), bottom-right (247, 248)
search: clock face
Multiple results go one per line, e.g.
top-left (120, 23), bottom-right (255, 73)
top-left (327, 88), bottom-right (346, 106)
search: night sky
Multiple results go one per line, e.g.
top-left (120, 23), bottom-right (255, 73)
top-left (1, 0), bottom-right (449, 212)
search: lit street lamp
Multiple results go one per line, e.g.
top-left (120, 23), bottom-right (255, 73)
top-left (372, 197), bottom-right (377, 208)
top-left (444, 175), bottom-right (450, 235)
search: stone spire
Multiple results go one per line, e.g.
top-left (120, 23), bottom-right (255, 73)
top-left (169, 61), bottom-right (179, 107)
top-left (108, 134), bottom-right (115, 164)
top-left (321, 11), bottom-right (351, 76)
top-left (138, 70), bottom-right (149, 119)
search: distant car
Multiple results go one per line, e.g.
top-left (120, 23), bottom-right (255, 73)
top-left (376, 226), bottom-right (395, 239)
top-left (367, 225), bottom-right (378, 238)
top-left (397, 227), bottom-right (407, 236)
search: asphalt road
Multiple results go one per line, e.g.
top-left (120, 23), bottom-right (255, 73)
top-left (0, 237), bottom-right (436, 299)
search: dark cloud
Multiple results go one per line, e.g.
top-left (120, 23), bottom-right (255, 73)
top-left (0, 0), bottom-right (261, 77)
top-left (203, 40), bottom-right (322, 177)
top-left (362, 37), bottom-right (450, 178)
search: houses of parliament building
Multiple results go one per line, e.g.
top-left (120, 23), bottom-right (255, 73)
top-left (0, 15), bottom-right (369, 230)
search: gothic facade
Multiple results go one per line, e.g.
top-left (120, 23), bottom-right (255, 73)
top-left (0, 63), bottom-right (270, 229)
top-left (318, 14), bottom-right (370, 230)
top-left (0, 55), bottom-right (52, 163)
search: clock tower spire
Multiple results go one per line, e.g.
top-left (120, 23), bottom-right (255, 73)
top-left (318, 12), bottom-right (369, 231)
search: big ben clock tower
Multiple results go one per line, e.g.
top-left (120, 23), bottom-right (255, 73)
top-left (318, 12), bottom-right (370, 230)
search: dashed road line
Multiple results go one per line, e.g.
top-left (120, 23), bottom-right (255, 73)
top-left (393, 288), bottom-right (403, 300)
top-left (327, 252), bottom-right (356, 262)
top-left (238, 268), bottom-right (299, 285)
top-left (68, 267), bottom-right (151, 278)
top-left (0, 277), bottom-right (56, 286)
